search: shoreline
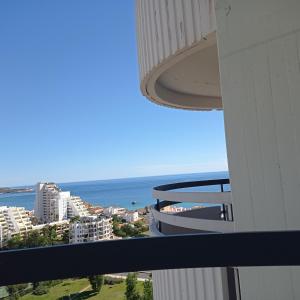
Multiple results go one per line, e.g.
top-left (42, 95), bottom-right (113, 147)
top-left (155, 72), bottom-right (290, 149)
top-left (0, 187), bottom-right (33, 195)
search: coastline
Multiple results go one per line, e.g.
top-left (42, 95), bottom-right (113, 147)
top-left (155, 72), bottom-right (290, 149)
top-left (0, 187), bottom-right (33, 195)
top-left (0, 171), bottom-right (229, 210)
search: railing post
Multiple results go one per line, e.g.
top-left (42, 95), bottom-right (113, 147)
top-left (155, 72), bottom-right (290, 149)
top-left (220, 183), bottom-right (234, 222)
top-left (158, 221), bottom-right (161, 232)
top-left (156, 199), bottom-right (160, 212)
top-left (156, 199), bottom-right (161, 232)
top-left (229, 203), bottom-right (234, 222)
top-left (220, 184), bottom-right (228, 220)
top-left (220, 183), bottom-right (224, 192)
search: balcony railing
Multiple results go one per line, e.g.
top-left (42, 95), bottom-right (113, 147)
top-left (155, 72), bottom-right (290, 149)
top-left (151, 178), bottom-right (233, 234)
top-left (2, 231), bottom-right (300, 286)
top-left (1, 178), bottom-right (300, 287)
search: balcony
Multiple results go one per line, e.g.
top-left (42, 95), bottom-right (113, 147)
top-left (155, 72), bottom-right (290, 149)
top-left (150, 178), bottom-right (233, 236)
top-left (136, 0), bottom-right (221, 110)
top-left (150, 178), bottom-right (238, 299)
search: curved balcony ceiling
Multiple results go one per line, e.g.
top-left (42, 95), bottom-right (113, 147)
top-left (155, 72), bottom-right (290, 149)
top-left (136, 0), bottom-right (220, 110)
top-left (154, 41), bottom-right (220, 110)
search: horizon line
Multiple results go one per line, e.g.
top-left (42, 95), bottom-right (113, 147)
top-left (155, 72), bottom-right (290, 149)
top-left (8, 170), bottom-right (229, 188)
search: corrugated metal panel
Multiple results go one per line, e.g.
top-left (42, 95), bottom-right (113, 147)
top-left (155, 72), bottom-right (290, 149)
top-left (136, 0), bottom-right (216, 84)
top-left (153, 268), bottom-right (228, 300)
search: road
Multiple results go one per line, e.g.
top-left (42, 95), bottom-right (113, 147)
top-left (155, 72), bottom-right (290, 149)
top-left (107, 271), bottom-right (151, 281)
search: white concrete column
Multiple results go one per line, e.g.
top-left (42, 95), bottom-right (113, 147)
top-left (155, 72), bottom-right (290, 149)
top-left (215, 1), bottom-right (300, 299)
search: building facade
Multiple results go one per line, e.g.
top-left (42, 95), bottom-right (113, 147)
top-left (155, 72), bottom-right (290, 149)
top-left (35, 183), bottom-right (89, 223)
top-left (35, 183), bottom-right (68, 223)
top-left (123, 211), bottom-right (139, 223)
top-left (33, 220), bottom-right (70, 239)
top-left (0, 205), bottom-right (71, 248)
top-left (136, 0), bottom-right (300, 299)
top-left (103, 206), bottom-right (126, 217)
top-left (67, 196), bottom-right (89, 219)
top-left (69, 215), bottom-right (113, 244)
top-left (0, 206), bottom-right (33, 247)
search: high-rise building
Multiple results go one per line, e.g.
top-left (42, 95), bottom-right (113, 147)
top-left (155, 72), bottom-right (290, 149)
top-left (35, 183), bottom-right (68, 223)
top-left (34, 183), bottom-right (89, 223)
top-left (69, 215), bottom-right (113, 244)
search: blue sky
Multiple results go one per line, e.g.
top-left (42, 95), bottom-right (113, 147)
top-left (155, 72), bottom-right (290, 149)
top-left (0, 1), bottom-right (227, 187)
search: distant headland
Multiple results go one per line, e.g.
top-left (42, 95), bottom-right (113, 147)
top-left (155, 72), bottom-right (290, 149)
top-left (0, 187), bottom-right (33, 195)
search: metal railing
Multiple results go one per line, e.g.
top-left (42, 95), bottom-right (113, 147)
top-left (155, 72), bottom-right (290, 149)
top-left (1, 179), bottom-right (300, 288)
top-left (152, 178), bottom-right (233, 233)
top-left (1, 231), bottom-right (300, 286)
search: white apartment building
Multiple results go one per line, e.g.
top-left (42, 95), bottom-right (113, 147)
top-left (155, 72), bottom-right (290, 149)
top-left (103, 206), bottom-right (126, 217)
top-left (35, 183), bottom-right (89, 223)
top-left (0, 206), bottom-right (33, 246)
top-left (136, 0), bottom-right (300, 299)
top-left (69, 215), bottom-right (113, 244)
top-left (33, 220), bottom-right (70, 239)
top-left (67, 196), bottom-right (89, 219)
top-left (123, 211), bottom-right (139, 223)
top-left (35, 183), bottom-right (68, 223)
top-left (0, 206), bottom-right (71, 248)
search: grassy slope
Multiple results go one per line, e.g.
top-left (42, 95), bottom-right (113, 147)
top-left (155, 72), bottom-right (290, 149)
top-left (88, 281), bottom-right (143, 300)
top-left (21, 278), bottom-right (144, 300)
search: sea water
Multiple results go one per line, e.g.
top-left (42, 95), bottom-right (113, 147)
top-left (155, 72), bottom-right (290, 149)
top-left (0, 171), bottom-right (229, 210)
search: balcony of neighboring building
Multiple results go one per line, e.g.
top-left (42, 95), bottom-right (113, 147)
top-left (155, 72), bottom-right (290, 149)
top-left (136, 0), bottom-right (220, 110)
top-left (150, 178), bottom-right (233, 236)
top-left (149, 178), bottom-right (237, 300)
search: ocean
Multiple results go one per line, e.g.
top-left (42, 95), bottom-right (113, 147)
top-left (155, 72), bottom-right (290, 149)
top-left (0, 171), bottom-right (229, 211)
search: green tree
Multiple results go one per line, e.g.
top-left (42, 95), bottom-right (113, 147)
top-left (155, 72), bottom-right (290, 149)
top-left (143, 279), bottom-right (153, 300)
top-left (122, 224), bottom-right (138, 237)
top-left (88, 275), bottom-right (104, 293)
top-left (32, 282), bottom-right (39, 291)
top-left (134, 221), bottom-right (144, 229)
top-left (25, 230), bottom-right (48, 248)
top-left (112, 215), bottom-right (123, 223)
top-left (6, 284), bottom-right (27, 300)
top-left (42, 225), bottom-right (57, 245)
top-left (62, 230), bottom-right (70, 244)
top-left (7, 285), bottom-right (19, 300)
top-left (70, 216), bottom-right (80, 223)
top-left (125, 273), bottom-right (141, 300)
top-left (32, 282), bottom-right (49, 295)
top-left (7, 234), bottom-right (23, 249)
top-left (49, 225), bottom-right (57, 242)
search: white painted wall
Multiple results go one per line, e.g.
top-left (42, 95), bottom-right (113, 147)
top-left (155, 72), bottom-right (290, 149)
top-left (215, 1), bottom-right (300, 299)
top-left (136, 0), bottom-right (221, 110)
top-left (34, 183), bottom-right (44, 221)
top-left (57, 191), bottom-right (70, 221)
top-left (136, 0), bottom-right (216, 83)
